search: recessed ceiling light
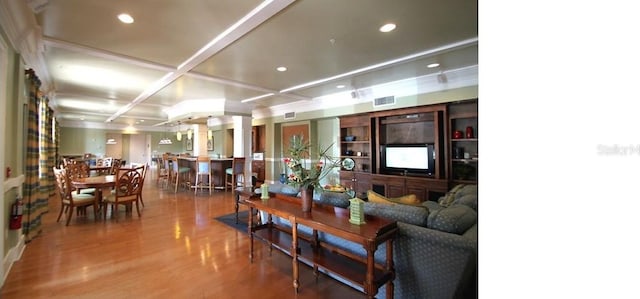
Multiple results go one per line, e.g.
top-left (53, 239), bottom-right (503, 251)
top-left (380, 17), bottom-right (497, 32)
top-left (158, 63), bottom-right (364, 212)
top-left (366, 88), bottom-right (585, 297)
top-left (427, 63), bottom-right (440, 68)
top-left (336, 85), bottom-right (345, 89)
top-left (118, 13), bottom-right (134, 24)
top-left (276, 66), bottom-right (287, 72)
top-left (379, 23), bottom-right (396, 33)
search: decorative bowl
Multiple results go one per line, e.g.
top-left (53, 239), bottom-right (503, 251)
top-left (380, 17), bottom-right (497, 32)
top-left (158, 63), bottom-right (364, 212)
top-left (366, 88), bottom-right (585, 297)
top-left (344, 135), bottom-right (356, 142)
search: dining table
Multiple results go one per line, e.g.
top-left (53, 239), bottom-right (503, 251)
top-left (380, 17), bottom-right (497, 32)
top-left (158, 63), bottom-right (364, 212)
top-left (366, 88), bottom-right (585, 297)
top-left (89, 165), bottom-right (112, 176)
top-left (72, 175), bottom-right (115, 204)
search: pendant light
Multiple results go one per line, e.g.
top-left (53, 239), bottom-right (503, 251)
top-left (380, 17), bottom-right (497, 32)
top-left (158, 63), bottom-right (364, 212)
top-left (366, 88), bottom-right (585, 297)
top-left (187, 127), bottom-right (193, 140)
top-left (159, 124), bottom-right (172, 145)
top-left (207, 116), bottom-right (213, 140)
top-left (106, 120), bottom-right (117, 144)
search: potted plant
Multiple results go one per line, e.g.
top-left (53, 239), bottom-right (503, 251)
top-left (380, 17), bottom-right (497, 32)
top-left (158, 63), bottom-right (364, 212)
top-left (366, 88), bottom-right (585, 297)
top-left (283, 135), bottom-right (341, 212)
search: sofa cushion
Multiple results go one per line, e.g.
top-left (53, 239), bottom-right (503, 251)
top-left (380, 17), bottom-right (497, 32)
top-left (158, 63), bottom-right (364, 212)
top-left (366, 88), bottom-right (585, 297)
top-left (422, 200), bottom-right (443, 212)
top-left (367, 190), bottom-right (421, 205)
top-left (256, 183), bottom-right (299, 196)
top-left (317, 191), bottom-right (351, 208)
top-left (427, 204), bottom-right (477, 234)
top-left (363, 201), bottom-right (429, 227)
top-left (452, 193), bottom-right (478, 211)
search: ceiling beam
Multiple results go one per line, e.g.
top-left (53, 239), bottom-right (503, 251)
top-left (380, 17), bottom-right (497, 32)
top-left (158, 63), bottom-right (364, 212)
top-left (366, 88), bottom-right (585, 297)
top-left (105, 0), bottom-right (298, 123)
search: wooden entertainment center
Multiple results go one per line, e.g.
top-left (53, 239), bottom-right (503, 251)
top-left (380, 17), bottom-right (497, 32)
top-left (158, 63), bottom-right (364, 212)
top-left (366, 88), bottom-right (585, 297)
top-left (339, 99), bottom-right (478, 201)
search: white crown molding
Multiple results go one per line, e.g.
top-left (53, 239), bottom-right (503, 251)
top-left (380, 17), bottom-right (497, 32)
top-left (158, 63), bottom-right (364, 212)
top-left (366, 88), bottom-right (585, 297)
top-left (0, 0), bottom-right (50, 91)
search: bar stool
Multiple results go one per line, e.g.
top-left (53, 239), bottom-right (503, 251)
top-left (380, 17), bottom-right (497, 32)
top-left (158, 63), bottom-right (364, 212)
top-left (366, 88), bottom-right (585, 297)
top-left (225, 157), bottom-right (246, 194)
top-left (171, 156), bottom-right (191, 192)
top-left (192, 156), bottom-right (212, 195)
top-left (157, 154), bottom-right (170, 189)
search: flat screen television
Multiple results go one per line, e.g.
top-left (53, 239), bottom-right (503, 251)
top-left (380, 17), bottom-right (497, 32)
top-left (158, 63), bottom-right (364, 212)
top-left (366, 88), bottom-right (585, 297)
top-left (381, 144), bottom-right (435, 176)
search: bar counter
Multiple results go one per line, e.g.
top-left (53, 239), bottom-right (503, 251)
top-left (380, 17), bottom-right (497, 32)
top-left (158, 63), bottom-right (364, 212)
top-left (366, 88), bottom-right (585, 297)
top-left (176, 156), bottom-right (233, 189)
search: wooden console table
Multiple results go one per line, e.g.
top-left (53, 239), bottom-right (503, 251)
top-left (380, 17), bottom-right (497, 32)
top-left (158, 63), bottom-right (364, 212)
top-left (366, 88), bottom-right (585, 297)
top-left (237, 189), bottom-right (398, 299)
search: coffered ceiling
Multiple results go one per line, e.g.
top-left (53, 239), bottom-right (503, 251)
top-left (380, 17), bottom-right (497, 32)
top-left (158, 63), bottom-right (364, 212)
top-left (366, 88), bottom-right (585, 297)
top-left (0, 0), bottom-right (478, 131)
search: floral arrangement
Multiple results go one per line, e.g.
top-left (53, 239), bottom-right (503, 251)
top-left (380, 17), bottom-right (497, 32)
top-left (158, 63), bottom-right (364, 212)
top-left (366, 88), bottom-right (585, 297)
top-left (283, 134), bottom-right (341, 191)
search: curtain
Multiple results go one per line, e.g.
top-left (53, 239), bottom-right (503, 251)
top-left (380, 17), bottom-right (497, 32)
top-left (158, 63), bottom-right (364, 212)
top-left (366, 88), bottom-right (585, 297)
top-left (54, 116), bottom-right (60, 171)
top-left (40, 101), bottom-right (56, 197)
top-left (22, 69), bottom-right (49, 242)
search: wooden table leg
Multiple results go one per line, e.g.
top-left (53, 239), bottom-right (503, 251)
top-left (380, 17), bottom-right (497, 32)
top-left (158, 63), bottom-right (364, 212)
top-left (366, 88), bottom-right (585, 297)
top-left (268, 214), bottom-right (273, 255)
top-left (365, 242), bottom-right (376, 299)
top-left (312, 229), bottom-right (319, 280)
top-left (235, 192), bottom-right (240, 224)
top-left (291, 217), bottom-right (299, 293)
top-left (386, 239), bottom-right (395, 299)
top-left (248, 207), bottom-right (254, 263)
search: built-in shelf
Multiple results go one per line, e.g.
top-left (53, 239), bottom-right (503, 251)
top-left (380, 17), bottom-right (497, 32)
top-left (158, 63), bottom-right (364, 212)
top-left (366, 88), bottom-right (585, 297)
top-left (449, 100), bottom-right (478, 184)
top-left (340, 141), bottom-right (370, 144)
top-left (451, 159), bottom-right (478, 163)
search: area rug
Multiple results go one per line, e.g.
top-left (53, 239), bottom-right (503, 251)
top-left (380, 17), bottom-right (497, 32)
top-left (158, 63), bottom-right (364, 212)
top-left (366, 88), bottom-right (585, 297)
top-left (214, 210), bottom-right (249, 234)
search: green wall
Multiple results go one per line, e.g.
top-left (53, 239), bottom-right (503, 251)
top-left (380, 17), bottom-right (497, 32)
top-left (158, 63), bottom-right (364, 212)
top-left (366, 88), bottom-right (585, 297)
top-left (2, 27), bottom-right (26, 266)
top-left (58, 128), bottom-right (189, 158)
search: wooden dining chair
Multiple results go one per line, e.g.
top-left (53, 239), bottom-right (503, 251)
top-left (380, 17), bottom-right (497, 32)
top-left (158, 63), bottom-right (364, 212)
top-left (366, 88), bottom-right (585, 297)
top-left (225, 157), bottom-right (246, 195)
top-left (110, 158), bottom-right (122, 175)
top-left (157, 154), bottom-right (170, 188)
top-left (137, 163), bottom-right (148, 207)
top-left (171, 156), bottom-right (191, 192)
top-left (65, 162), bottom-right (95, 195)
top-left (193, 156), bottom-right (212, 195)
top-left (103, 165), bottom-right (144, 221)
top-left (103, 157), bottom-right (113, 167)
top-left (53, 167), bottom-right (99, 226)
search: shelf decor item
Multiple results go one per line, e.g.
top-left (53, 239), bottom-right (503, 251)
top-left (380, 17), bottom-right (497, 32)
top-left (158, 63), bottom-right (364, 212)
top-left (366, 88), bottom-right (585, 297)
top-left (465, 126), bottom-right (474, 138)
top-left (283, 134), bottom-right (341, 212)
top-left (453, 130), bottom-right (463, 139)
top-left (349, 198), bottom-right (366, 225)
top-left (260, 184), bottom-right (269, 201)
top-left (342, 158), bottom-right (355, 170)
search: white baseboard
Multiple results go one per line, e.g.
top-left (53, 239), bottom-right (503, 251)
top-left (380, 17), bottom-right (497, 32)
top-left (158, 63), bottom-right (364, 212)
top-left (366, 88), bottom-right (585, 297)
top-left (1, 233), bottom-right (25, 287)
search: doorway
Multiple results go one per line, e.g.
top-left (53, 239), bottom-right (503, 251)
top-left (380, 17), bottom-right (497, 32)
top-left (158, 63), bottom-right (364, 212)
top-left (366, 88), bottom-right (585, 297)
top-left (128, 134), bottom-right (147, 165)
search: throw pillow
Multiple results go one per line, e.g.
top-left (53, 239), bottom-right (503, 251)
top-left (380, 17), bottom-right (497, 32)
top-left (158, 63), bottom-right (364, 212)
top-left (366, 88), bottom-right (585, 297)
top-left (427, 204), bottom-right (477, 234)
top-left (367, 190), bottom-right (421, 205)
top-left (438, 184), bottom-right (467, 207)
top-left (363, 202), bottom-right (429, 227)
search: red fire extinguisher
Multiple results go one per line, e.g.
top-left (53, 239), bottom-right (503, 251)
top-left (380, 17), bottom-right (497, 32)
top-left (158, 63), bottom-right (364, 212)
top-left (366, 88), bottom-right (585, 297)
top-left (10, 197), bottom-right (23, 230)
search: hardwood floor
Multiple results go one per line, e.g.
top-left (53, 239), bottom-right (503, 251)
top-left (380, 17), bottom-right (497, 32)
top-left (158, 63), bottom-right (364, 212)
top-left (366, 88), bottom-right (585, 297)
top-left (1, 168), bottom-right (365, 298)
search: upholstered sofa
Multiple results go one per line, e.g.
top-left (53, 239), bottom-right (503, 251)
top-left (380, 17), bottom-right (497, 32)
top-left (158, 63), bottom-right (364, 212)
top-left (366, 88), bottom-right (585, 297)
top-left (257, 183), bottom-right (478, 299)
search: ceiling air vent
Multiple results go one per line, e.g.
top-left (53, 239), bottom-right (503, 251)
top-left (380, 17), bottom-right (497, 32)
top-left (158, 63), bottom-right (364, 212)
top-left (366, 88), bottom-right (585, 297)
top-left (373, 96), bottom-right (395, 107)
top-left (284, 112), bottom-right (296, 120)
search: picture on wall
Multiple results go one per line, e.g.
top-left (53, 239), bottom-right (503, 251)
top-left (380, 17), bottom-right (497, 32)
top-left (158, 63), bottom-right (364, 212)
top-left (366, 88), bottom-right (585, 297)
top-left (207, 138), bottom-right (213, 151)
top-left (186, 138), bottom-right (193, 151)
